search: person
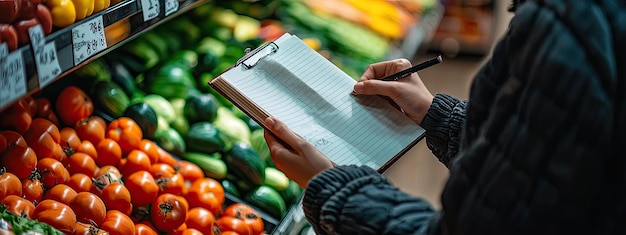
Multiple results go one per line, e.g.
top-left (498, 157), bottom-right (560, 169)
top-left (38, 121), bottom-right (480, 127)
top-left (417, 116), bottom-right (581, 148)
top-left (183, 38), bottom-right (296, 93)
top-left (263, 0), bottom-right (626, 234)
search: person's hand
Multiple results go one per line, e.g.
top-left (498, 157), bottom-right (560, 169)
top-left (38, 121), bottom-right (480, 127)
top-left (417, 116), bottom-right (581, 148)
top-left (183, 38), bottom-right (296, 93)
top-left (263, 117), bottom-right (334, 188)
top-left (353, 59), bottom-right (434, 125)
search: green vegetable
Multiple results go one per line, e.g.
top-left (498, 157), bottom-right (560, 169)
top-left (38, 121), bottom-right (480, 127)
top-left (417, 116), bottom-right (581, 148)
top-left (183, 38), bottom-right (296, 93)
top-left (280, 180), bottom-right (303, 206)
top-left (186, 122), bottom-right (226, 154)
top-left (74, 58), bottom-right (110, 81)
top-left (116, 39), bottom-right (161, 74)
top-left (221, 179), bottom-right (240, 197)
top-left (145, 64), bottom-right (197, 100)
top-left (123, 102), bottom-right (158, 140)
top-left (91, 80), bottom-right (130, 118)
top-left (263, 167), bottom-right (289, 191)
top-left (183, 152), bottom-right (228, 180)
top-left (213, 107), bottom-right (251, 148)
top-left (184, 92), bottom-right (219, 124)
top-left (107, 59), bottom-right (137, 97)
top-left (154, 127), bottom-right (186, 156)
top-left (143, 94), bottom-right (176, 124)
top-left (224, 142), bottom-right (266, 186)
top-left (249, 129), bottom-right (270, 165)
top-left (165, 50), bottom-right (199, 71)
top-left (244, 185), bottom-right (287, 219)
top-left (140, 31), bottom-right (170, 60)
top-left (1, 205), bottom-right (63, 234)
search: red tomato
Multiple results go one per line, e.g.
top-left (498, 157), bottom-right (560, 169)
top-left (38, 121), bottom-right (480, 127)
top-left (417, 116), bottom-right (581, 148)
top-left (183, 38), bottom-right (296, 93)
top-left (35, 97), bottom-right (60, 126)
top-left (43, 184), bottom-right (77, 205)
top-left (125, 170), bottom-right (159, 207)
top-left (106, 117), bottom-right (142, 155)
top-left (75, 116), bottom-right (106, 145)
top-left (216, 216), bottom-right (252, 235)
top-left (0, 171), bottom-right (22, 199)
top-left (59, 127), bottom-right (81, 156)
top-left (181, 228), bottom-right (204, 235)
top-left (55, 86), bottom-right (94, 127)
top-left (24, 118), bottom-right (62, 160)
top-left (69, 191), bottom-right (106, 225)
top-left (223, 203), bottom-right (264, 235)
top-left (94, 138), bottom-right (122, 167)
top-left (74, 222), bottom-right (108, 235)
top-left (221, 232), bottom-right (242, 235)
top-left (156, 145), bottom-right (178, 166)
top-left (100, 210), bottom-right (135, 235)
top-left (174, 160), bottom-right (204, 184)
top-left (185, 207), bottom-right (216, 235)
top-left (150, 193), bottom-right (188, 232)
top-left (0, 144), bottom-right (37, 179)
top-left (0, 98), bottom-right (33, 134)
top-left (100, 182), bottom-right (133, 216)
top-left (1, 195), bottom-right (35, 219)
top-left (21, 176), bottom-right (44, 204)
top-left (135, 222), bottom-right (159, 235)
top-left (90, 165), bottom-right (123, 195)
top-left (66, 173), bottom-right (93, 193)
top-left (157, 172), bottom-right (187, 196)
top-left (32, 199), bottom-right (77, 234)
top-left (149, 163), bottom-right (176, 179)
top-left (1, 130), bottom-right (27, 147)
top-left (186, 178), bottom-right (225, 215)
top-left (37, 158), bottom-right (70, 188)
top-left (138, 139), bottom-right (161, 164)
top-left (120, 150), bottom-right (152, 176)
top-left (77, 140), bottom-right (98, 159)
top-left (0, 132), bottom-right (7, 153)
top-left (64, 152), bottom-right (98, 177)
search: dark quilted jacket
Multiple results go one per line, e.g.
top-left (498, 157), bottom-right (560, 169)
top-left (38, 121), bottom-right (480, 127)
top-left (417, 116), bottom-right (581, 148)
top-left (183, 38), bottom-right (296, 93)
top-left (301, 0), bottom-right (626, 234)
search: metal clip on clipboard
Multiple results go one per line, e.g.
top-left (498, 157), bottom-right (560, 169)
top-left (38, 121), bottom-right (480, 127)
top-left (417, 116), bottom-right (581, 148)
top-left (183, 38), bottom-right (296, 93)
top-left (236, 42), bottom-right (279, 69)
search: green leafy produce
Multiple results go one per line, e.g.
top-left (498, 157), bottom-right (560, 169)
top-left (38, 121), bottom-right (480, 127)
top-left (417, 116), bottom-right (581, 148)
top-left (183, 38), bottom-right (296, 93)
top-left (0, 205), bottom-right (63, 235)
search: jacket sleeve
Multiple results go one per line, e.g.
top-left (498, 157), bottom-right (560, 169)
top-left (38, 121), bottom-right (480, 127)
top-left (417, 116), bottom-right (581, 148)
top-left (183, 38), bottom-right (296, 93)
top-left (420, 94), bottom-right (467, 168)
top-left (302, 165), bottom-right (440, 235)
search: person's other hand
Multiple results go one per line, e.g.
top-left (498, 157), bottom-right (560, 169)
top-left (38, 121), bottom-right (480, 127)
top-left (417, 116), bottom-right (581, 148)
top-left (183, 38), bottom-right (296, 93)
top-left (263, 117), bottom-right (334, 188)
top-left (353, 59), bottom-right (434, 125)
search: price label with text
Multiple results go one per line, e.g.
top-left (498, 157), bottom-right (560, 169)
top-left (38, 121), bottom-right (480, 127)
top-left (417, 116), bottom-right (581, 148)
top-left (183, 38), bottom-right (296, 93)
top-left (141, 0), bottom-right (160, 21)
top-left (164, 0), bottom-right (178, 16)
top-left (0, 49), bottom-right (27, 108)
top-left (72, 15), bottom-right (107, 65)
top-left (29, 25), bottom-right (61, 88)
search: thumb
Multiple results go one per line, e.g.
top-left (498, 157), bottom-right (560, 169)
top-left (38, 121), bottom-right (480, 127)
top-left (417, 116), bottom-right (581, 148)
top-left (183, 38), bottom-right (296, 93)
top-left (265, 117), bottom-right (302, 151)
top-left (353, 79), bottom-right (397, 97)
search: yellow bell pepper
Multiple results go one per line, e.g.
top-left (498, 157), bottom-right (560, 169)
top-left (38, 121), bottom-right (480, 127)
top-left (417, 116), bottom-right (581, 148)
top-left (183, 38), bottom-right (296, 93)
top-left (93, 0), bottom-right (110, 13)
top-left (73, 0), bottom-right (95, 20)
top-left (46, 0), bottom-right (76, 28)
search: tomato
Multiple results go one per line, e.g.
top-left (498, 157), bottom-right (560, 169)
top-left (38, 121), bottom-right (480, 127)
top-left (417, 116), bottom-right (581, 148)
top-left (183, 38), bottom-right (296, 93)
top-left (77, 140), bottom-right (98, 159)
top-left (0, 171), bottom-right (22, 199)
top-left (43, 184), bottom-right (77, 205)
top-left (25, 118), bottom-right (66, 161)
top-left (135, 222), bottom-right (159, 235)
top-left (21, 175), bottom-right (44, 204)
top-left (35, 97), bottom-right (60, 126)
top-left (169, 223), bottom-right (188, 235)
top-left (158, 172), bottom-right (188, 196)
top-left (1, 130), bottom-right (27, 147)
top-left (150, 193), bottom-right (188, 232)
top-left (64, 152), bottom-right (98, 177)
top-left (223, 203), bottom-right (264, 235)
top-left (55, 86), bottom-right (94, 127)
top-left (185, 207), bottom-right (216, 235)
top-left (0, 98), bottom-right (32, 134)
top-left (94, 138), bottom-right (122, 167)
top-left (181, 228), bottom-right (204, 235)
top-left (174, 161), bottom-right (204, 184)
top-left (69, 191), bottom-right (106, 225)
top-left (37, 158), bottom-right (70, 188)
top-left (1, 195), bottom-right (35, 219)
top-left (125, 170), bottom-right (159, 207)
top-left (100, 210), bottom-right (135, 235)
top-left (100, 182), bottom-right (133, 216)
top-left (156, 146), bottom-right (178, 167)
top-left (66, 173), bottom-right (93, 193)
top-left (23, 96), bottom-right (37, 116)
top-left (149, 163), bottom-right (176, 178)
top-left (138, 139), bottom-right (161, 164)
top-left (90, 165), bottom-right (123, 195)
top-left (0, 144), bottom-right (37, 179)
top-left (120, 150), bottom-right (152, 177)
top-left (32, 199), bottom-right (77, 234)
top-left (186, 178), bottom-right (225, 215)
top-left (59, 127), bottom-right (81, 156)
top-left (216, 216), bottom-right (252, 235)
top-left (74, 222), bottom-right (109, 235)
top-left (220, 232), bottom-right (242, 235)
top-left (75, 116), bottom-right (106, 145)
top-left (96, 165), bottom-right (122, 179)
top-left (106, 117), bottom-right (142, 155)
top-left (0, 133), bottom-right (7, 153)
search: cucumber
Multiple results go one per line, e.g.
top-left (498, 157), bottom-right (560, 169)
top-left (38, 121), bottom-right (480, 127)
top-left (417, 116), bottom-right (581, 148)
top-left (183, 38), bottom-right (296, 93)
top-left (186, 122), bottom-right (226, 154)
top-left (263, 167), bottom-right (289, 191)
top-left (244, 185), bottom-right (287, 219)
top-left (184, 92), bottom-right (219, 124)
top-left (183, 152), bottom-right (227, 180)
top-left (223, 142), bottom-right (266, 186)
top-left (91, 80), bottom-right (130, 118)
top-left (154, 128), bottom-right (186, 156)
top-left (221, 179), bottom-right (240, 197)
top-left (280, 180), bottom-right (303, 206)
top-left (123, 102), bottom-right (158, 140)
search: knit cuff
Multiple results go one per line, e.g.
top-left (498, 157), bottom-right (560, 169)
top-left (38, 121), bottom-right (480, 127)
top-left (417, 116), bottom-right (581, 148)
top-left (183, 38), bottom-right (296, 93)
top-left (421, 94), bottom-right (466, 167)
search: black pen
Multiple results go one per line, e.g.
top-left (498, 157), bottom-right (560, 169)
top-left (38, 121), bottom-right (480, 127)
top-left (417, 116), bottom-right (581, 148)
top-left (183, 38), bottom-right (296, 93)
top-left (380, 55), bottom-right (443, 81)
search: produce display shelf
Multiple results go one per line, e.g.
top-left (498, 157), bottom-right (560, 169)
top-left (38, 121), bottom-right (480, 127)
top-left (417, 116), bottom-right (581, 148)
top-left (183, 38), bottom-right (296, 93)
top-left (0, 0), bottom-right (208, 112)
top-left (386, 3), bottom-right (445, 61)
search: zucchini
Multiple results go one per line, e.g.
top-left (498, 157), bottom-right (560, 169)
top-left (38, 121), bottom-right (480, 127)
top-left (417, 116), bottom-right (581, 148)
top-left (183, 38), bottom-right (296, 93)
top-left (91, 80), bottom-right (130, 118)
top-left (221, 179), bottom-right (240, 197)
top-left (223, 142), bottom-right (266, 186)
top-left (263, 167), bottom-right (289, 191)
top-left (107, 59), bottom-right (137, 97)
top-left (186, 122), bottom-right (226, 154)
top-left (244, 185), bottom-right (287, 219)
top-left (145, 64), bottom-right (197, 100)
top-left (184, 92), bottom-right (219, 124)
top-left (143, 94), bottom-right (176, 124)
top-left (123, 102), bottom-right (158, 140)
top-left (183, 152), bottom-right (228, 180)
top-left (154, 128), bottom-right (186, 156)
top-left (280, 180), bottom-right (303, 206)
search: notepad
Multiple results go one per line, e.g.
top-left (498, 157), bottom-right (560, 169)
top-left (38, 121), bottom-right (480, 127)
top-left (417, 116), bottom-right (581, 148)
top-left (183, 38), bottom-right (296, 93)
top-left (209, 33), bottom-right (425, 172)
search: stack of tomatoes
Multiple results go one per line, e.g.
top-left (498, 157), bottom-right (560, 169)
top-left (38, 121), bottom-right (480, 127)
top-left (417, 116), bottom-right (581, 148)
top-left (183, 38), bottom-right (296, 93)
top-left (0, 86), bottom-right (266, 235)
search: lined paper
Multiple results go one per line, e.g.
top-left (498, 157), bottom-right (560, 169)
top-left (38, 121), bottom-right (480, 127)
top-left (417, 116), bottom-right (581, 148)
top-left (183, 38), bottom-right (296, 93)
top-left (218, 34), bottom-right (425, 170)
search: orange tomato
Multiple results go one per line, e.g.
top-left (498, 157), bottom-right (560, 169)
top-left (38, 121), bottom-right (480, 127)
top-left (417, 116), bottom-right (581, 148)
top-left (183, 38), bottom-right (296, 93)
top-left (0, 98), bottom-right (33, 134)
top-left (125, 170), bottom-right (159, 207)
top-left (186, 178), bottom-right (224, 216)
top-left (156, 145), bottom-right (178, 166)
top-left (37, 157), bottom-right (70, 188)
top-left (135, 222), bottom-right (160, 235)
top-left (64, 152), bottom-right (98, 177)
top-left (24, 118), bottom-right (63, 160)
top-left (100, 182), bottom-right (133, 216)
top-left (1, 130), bottom-right (28, 147)
top-left (43, 184), bottom-right (77, 205)
top-left (100, 210), bottom-right (135, 235)
top-left (55, 86), bottom-right (94, 127)
top-left (185, 207), bottom-right (216, 235)
top-left (35, 97), bottom-right (60, 126)
top-left (181, 228), bottom-right (204, 235)
top-left (21, 176), bottom-right (44, 204)
top-left (138, 139), bottom-right (161, 164)
top-left (32, 199), bottom-right (77, 234)
top-left (0, 171), bottom-right (22, 199)
top-left (77, 140), bottom-right (98, 159)
top-left (59, 127), bottom-right (81, 156)
top-left (75, 116), bottom-right (106, 145)
top-left (0, 144), bottom-right (37, 179)
top-left (66, 173), bottom-right (93, 193)
top-left (149, 163), bottom-right (176, 179)
top-left (1, 195), bottom-right (35, 219)
top-left (69, 191), bottom-right (107, 225)
top-left (223, 203), bottom-right (265, 235)
top-left (106, 117), bottom-right (142, 155)
top-left (74, 222), bottom-right (109, 235)
top-left (174, 160), bottom-right (204, 184)
top-left (150, 193), bottom-right (188, 232)
top-left (94, 138), bottom-right (122, 167)
top-left (216, 216), bottom-right (252, 235)
top-left (120, 150), bottom-right (152, 176)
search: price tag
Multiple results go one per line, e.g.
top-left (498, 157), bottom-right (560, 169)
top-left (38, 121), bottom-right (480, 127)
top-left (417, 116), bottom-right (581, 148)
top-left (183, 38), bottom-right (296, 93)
top-left (72, 15), bottom-right (107, 65)
top-left (0, 49), bottom-right (27, 108)
top-left (29, 25), bottom-right (61, 87)
top-left (141, 0), bottom-right (160, 21)
top-left (164, 0), bottom-right (178, 16)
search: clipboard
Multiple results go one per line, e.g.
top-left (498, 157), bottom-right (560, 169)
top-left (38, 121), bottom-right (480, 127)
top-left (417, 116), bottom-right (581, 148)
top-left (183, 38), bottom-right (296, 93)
top-left (236, 42), bottom-right (279, 69)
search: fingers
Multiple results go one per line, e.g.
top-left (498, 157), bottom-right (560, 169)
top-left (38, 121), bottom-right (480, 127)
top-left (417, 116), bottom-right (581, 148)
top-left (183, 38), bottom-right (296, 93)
top-left (264, 117), bottom-right (304, 151)
top-left (358, 59), bottom-right (413, 82)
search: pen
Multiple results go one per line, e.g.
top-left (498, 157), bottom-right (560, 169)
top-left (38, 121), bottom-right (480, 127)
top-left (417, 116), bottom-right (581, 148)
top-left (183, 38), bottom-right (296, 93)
top-left (380, 55), bottom-right (443, 81)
